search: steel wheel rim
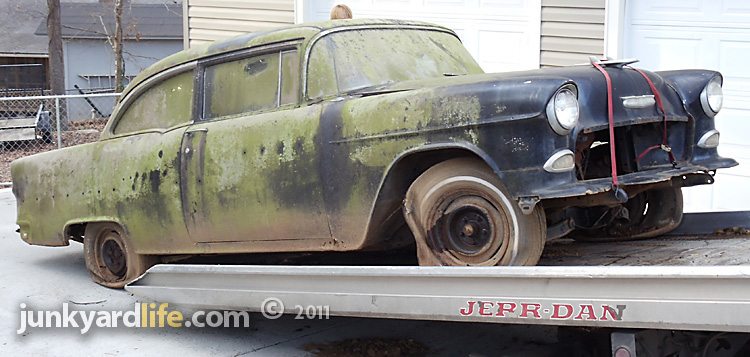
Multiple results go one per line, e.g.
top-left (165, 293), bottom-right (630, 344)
top-left (101, 233), bottom-right (127, 278)
top-left (433, 194), bottom-right (511, 265)
top-left (445, 205), bottom-right (493, 255)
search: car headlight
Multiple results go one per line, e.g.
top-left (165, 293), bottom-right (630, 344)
top-left (546, 85), bottom-right (579, 135)
top-left (700, 76), bottom-right (723, 117)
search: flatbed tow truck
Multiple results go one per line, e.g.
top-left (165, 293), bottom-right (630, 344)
top-left (126, 212), bottom-right (750, 356)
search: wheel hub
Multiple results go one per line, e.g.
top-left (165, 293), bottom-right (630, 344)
top-left (447, 205), bottom-right (493, 255)
top-left (101, 236), bottom-right (127, 278)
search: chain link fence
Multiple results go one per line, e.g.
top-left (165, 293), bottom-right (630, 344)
top-left (0, 93), bottom-right (121, 185)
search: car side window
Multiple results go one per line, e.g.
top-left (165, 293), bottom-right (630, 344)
top-left (203, 51), bottom-right (284, 119)
top-left (113, 71), bottom-right (194, 135)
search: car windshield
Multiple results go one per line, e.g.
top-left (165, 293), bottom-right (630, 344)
top-left (307, 28), bottom-right (484, 99)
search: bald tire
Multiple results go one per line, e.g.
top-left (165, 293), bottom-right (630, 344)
top-left (403, 158), bottom-right (546, 266)
top-left (84, 222), bottom-right (158, 289)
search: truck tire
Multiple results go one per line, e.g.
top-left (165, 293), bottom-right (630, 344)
top-left (403, 158), bottom-right (546, 266)
top-left (84, 222), bottom-right (157, 288)
top-left (572, 187), bottom-right (684, 241)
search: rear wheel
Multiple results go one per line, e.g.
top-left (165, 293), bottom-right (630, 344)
top-left (572, 187), bottom-right (683, 241)
top-left (403, 158), bottom-right (546, 266)
top-left (84, 222), bottom-right (157, 288)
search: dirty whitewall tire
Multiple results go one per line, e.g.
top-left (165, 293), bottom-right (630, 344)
top-left (403, 158), bottom-right (546, 266)
top-left (84, 222), bottom-right (157, 289)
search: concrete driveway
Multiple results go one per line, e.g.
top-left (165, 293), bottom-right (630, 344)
top-left (0, 188), bottom-right (557, 356)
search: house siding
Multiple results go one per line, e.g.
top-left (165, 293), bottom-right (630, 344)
top-left (184, 0), bottom-right (295, 48)
top-left (540, 0), bottom-right (605, 67)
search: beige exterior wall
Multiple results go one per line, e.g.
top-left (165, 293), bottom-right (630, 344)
top-left (184, 0), bottom-right (295, 48)
top-left (184, 0), bottom-right (606, 67)
top-left (540, 0), bottom-right (605, 67)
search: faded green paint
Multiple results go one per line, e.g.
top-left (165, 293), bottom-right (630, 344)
top-left (13, 20), bottom-right (555, 256)
top-left (183, 106), bottom-right (330, 245)
top-left (13, 129), bottom-right (189, 252)
top-left (342, 90), bottom-right (434, 138)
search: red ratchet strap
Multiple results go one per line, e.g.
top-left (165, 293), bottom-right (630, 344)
top-left (626, 66), bottom-right (677, 167)
top-left (590, 61), bottom-right (619, 188)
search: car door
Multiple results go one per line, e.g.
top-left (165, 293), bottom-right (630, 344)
top-left (95, 64), bottom-right (196, 253)
top-left (180, 46), bottom-right (331, 244)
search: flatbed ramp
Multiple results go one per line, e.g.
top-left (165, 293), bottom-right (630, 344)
top-left (126, 263), bottom-right (750, 333)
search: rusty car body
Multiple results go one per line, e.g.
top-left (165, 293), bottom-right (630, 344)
top-left (12, 19), bottom-right (736, 287)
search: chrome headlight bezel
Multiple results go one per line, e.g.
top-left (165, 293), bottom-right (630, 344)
top-left (700, 76), bottom-right (723, 117)
top-left (546, 84), bottom-right (580, 135)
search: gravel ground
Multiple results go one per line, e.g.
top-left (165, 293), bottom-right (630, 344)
top-left (0, 119), bottom-right (106, 183)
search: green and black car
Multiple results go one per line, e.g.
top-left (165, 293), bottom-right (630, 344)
top-left (12, 19), bottom-right (736, 287)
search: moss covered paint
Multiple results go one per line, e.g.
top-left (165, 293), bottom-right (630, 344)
top-left (13, 129), bottom-right (189, 252)
top-left (182, 105), bottom-right (330, 245)
top-left (14, 20), bottom-right (627, 257)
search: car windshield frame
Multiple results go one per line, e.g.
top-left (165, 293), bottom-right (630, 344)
top-left (304, 26), bottom-right (484, 101)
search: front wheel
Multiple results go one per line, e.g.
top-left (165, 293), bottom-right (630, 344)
top-left (84, 222), bottom-right (157, 288)
top-left (403, 158), bottom-right (546, 266)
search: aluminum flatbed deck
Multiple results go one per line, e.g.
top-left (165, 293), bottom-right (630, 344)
top-left (126, 234), bottom-right (750, 334)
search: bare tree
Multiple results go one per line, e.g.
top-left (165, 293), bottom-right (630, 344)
top-left (113, 0), bottom-right (125, 92)
top-left (46, 0), bottom-right (65, 95)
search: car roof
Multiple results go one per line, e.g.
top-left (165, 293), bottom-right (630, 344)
top-left (120, 19), bottom-right (453, 99)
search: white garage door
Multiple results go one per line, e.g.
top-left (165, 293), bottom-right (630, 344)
top-left (623, 0), bottom-right (750, 212)
top-left (299, 0), bottom-right (541, 73)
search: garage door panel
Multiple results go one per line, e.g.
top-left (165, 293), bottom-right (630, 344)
top-left (478, 29), bottom-right (528, 72)
top-left (625, 0), bottom-right (750, 212)
top-left (628, 0), bottom-right (750, 27)
top-left (631, 1), bottom-right (702, 16)
top-left (626, 30), bottom-right (702, 70)
top-left (682, 184), bottom-right (714, 213)
top-left (479, 0), bottom-right (529, 12)
top-left (719, 40), bottom-right (750, 101)
top-left (711, 170), bottom-right (750, 211)
top-left (424, 0), bottom-right (468, 6)
top-left (722, 0), bottom-right (750, 16)
top-left (684, 161), bottom-right (750, 213)
top-left (305, 0), bottom-right (540, 72)
top-left (716, 110), bottom-right (750, 147)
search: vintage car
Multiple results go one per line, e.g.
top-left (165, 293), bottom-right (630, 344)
top-left (12, 19), bottom-right (736, 288)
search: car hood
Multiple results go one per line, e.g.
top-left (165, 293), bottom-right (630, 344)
top-left (348, 65), bottom-right (705, 133)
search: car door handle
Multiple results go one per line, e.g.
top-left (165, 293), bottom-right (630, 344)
top-left (186, 128), bottom-right (208, 135)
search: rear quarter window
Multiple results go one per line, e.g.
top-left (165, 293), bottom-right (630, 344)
top-left (113, 71), bottom-right (194, 135)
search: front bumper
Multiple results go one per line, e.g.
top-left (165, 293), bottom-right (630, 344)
top-left (533, 157), bottom-right (738, 200)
